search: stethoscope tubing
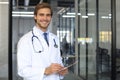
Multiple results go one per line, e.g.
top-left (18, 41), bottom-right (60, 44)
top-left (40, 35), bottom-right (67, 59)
top-left (32, 30), bottom-right (44, 53)
top-left (31, 30), bottom-right (58, 53)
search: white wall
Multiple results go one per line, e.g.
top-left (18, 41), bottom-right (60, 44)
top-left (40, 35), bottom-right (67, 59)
top-left (0, 0), bottom-right (9, 79)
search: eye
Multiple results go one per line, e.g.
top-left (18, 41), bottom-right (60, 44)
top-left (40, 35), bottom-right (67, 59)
top-left (39, 13), bottom-right (44, 16)
top-left (46, 14), bottom-right (51, 17)
top-left (38, 13), bottom-right (51, 17)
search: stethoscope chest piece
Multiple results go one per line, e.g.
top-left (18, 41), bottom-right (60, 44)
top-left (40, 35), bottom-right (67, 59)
top-left (54, 44), bottom-right (58, 48)
top-left (53, 39), bottom-right (58, 48)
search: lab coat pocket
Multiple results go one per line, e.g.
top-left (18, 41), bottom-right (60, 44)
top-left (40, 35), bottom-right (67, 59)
top-left (50, 48), bottom-right (60, 63)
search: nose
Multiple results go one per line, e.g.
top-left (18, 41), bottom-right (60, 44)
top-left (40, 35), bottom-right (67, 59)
top-left (43, 15), bottom-right (48, 20)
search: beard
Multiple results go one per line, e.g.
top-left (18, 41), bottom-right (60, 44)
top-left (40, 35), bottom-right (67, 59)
top-left (36, 21), bottom-right (50, 30)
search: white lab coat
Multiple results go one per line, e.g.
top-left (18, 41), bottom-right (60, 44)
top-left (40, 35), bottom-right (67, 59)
top-left (17, 26), bottom-right (63, 80)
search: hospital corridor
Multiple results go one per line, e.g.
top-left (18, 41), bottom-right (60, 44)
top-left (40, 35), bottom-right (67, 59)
top-left (0, 0), bottom-right (120, 80)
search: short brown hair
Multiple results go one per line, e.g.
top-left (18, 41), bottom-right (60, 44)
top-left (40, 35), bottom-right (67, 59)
top-left (34, 2), bottom-right (53, 16)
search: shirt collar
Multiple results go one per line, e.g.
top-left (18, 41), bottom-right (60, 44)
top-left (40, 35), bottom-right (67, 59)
top-left (33, 26), bottom-right (49, 36)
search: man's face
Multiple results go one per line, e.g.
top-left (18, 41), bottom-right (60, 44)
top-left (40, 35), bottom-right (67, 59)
top-left (34, 8), bottom-right (52, 31)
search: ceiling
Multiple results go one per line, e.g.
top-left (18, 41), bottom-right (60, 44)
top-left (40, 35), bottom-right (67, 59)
top-left (18, 0), bottom-right (40, 6)
top-left (12, 0), bottom-right (74, 9)
top-left (12, 0), bottom-right (112, 18)
top-left (57, 0), bottom-right (74, 7)
top-left (12, 0), bottom-right (110, 13)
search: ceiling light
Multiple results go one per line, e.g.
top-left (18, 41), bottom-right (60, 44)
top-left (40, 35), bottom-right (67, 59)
top-left (82, 16), bottom-right (88, 18)
top-left (62, 15), bottom-right (75, 18)
top-left (12, 14), bottom-right (34, 17)
top-left (67, 12), bottom-right (81, 15)
top-left (87, 13), bottom-right (95, 16)
top-left (0, 2), bottom-right (9, 4)
top-left (101, 16), bottom-right (111, 19)
top-left (57, 8), bottom-right (65, 14)
top-left (12, 11), bottom-right (34, 14)
top-left (109, 14), bottom-right (111, 16)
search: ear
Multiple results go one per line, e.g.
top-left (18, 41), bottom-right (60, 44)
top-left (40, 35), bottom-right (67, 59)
top-left (34, 15), bottom-right (36, 20)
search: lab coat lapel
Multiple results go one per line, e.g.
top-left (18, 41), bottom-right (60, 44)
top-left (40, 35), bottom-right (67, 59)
top-left (48, 33), bottom-right (53, 50)
top-left (49, 34), bottom-right (53, 62)
top-left (49, 33), bottom-right (58, 63)
top-left (33, 29), bottom-right (50, 66)
top-left (33, 27), bottom-right (49, 51)
top-left (39, 35), bottom-right (49, 51)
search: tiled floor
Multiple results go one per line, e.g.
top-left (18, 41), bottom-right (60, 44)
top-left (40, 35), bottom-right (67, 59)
top-left (63, 71), bottom-right (81, 80)
top-left (14, 71), bottom-right (81, 80)
top-left (0, 78), bottom-right (8, 80)
top-left (0, 64), bottom-right (8, 80)
top-left (0, 53), bottom-right (120, 80)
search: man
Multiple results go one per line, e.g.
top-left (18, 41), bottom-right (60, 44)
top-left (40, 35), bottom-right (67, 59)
top-left (17, 2), bottom-right (68, 80)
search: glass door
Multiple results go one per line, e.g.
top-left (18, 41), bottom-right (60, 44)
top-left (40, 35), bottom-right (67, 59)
top-left (116, 0), bottom-right (120, 80)
top-left (76, 0), bottom-right (112, 80)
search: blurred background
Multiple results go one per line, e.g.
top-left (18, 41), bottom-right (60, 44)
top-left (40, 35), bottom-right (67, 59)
top-left (0, 0), bottom-right (120, 80)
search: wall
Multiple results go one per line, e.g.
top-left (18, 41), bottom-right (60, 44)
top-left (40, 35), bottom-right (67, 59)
top-left (0, 0), bottom-right (9, 79)
top-left (116, 0), bottom-right (120, 48)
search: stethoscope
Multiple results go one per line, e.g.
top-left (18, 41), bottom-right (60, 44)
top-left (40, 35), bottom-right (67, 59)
top-left (31, 30), bottom-right (58, 53)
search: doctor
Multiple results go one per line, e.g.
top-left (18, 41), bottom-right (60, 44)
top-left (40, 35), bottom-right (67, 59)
top-left (17, 2), bottom-right (68, 80)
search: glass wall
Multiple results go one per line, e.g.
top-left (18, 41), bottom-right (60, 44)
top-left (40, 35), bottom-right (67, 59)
top-left (57, 6), bottom-right (76, 75)
top-left (78, 0), bottom-right (97, 79)
top-left (116, 0), bottom-right (120, 80)
top-left (58, 0), bottom-right (115, 80)
top-left (77, 0), bottom-right (112, 80)
top-left (11, 0), bottom-right (118, 80)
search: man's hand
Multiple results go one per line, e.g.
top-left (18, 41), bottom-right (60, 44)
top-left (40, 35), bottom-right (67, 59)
top-left (44, 63), bottom-right (63, 75)
top-left (58, 67), bottom-right (68, 76)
